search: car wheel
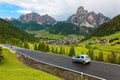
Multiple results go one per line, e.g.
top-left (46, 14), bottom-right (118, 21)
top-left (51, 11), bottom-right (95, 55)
top-left (83, 61), bottom-right (86, 64)
top-left (88, 62), bottom-right (90, 64)
top-left (72, 59), bottom-right (75, 63)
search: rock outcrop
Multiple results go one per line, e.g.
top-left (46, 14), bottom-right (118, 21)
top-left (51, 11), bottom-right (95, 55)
top-left (67, 6), bottom-right (110, 27)
top-left (10, 12), bottom-right (56, 25)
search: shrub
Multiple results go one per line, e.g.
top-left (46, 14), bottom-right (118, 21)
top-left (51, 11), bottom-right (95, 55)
top-left (0, 47), bottom-right (3, 63)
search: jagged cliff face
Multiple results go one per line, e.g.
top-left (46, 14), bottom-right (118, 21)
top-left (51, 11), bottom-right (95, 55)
top-left (67, 6), bottom-right (110, 27)
top-left (14, 13), bottom-right (56, 25)
top-left (18, 13), bottom-right (43, 24)
top-left (5, 13), bottom-right (56, 31)
top-left (42, 14), bottom-right (56, 25)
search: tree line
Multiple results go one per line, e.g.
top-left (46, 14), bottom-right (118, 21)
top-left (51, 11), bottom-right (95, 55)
top-left (10, 40), bottom-right (120, 65)
top-left (33, 42), bottom-right (76, 57)
top-left (0, 47), bottom-right (3, 63)
top-left (87, 49), bottom-right (120, 64)
top-left (32, 42), bottom-right (120, 64)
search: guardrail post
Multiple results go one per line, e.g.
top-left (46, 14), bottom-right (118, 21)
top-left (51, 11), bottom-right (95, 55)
top-left (81, 72), bottom-right (83, 77)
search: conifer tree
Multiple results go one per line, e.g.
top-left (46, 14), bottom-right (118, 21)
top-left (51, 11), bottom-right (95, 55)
top-left (111, 52), bottom-right (117, 63)
top-left (87, 49), bottom-right (94, 60)
top-left (38, 43), bottom-right (42, 51)
top-left (58, 46), bottom-right (66, 55)
top-left (51, 47), bottom-right (54, 53)
top-left (55, 47), bottom-right (58, 53)
top-left (107, 54), bottom-right (111, 63)
top-left (118, 55), bottom-right (120, 64)
top-left (62, 47), bottom-right (65, 55)
top-left (59, 46), bottom-right (63, 54)
top-left (98, 51), bottom-right (104, 61)
top-left (91, 49), bottom-right (94, 60)
top-left (23, 42), bottom-right (29, 49)
top-left (40, 42), bottom-right (46, 52)
top-left (34, 43), bottom-right (38, 50)
top-left (46, 44), bottom-right (49, 52)
top-left (69, 46), bottom-right (75, 57)
top-left (0, 47), bottom-right (3, 62)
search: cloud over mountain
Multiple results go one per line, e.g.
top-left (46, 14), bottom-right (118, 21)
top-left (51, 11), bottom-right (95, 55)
top-left (0, 0), bottom-right (120, 20)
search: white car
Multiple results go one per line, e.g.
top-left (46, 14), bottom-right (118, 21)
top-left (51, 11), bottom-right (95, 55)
top-left (72, 54), bottom-right (91, 64)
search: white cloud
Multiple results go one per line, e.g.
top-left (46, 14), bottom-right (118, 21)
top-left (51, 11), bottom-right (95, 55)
top-left (0, 0), bottom-right (120, 20)
top-left (0, 0), bottom-right (85, 20)
top-left (83, 0), bottom-right (120, 18)
top-left (17, 10), bottom-right (32, 14)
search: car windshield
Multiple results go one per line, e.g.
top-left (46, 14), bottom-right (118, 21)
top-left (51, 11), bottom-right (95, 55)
top-left (81, 56), bottom-right (84, 58)
top-left (76, 56), bottom-right (80, 58)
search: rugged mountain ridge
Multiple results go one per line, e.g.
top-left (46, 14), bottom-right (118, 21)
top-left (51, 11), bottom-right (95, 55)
top-left (6, 13), bottom-right (56, 30)
top-left (18, 13), bottom-right (56, 25)
top-left (92, 14), bottom-right (120, 36)
top-left (11, 13), bottom-right (56, 25)
top-left (5, 6), bottom-right (111, 33)
top-left (67, 6), bottom-right (110, 27)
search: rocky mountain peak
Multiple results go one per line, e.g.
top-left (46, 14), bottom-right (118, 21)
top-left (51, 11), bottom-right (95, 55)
top-left (67, 6), bottom-right (110, 27)
top-left (4, 17), bottom-right (16, 22)
top-left (15, 12), bottom-right (56, 25)
top-left (76, 6), bottom-right (88, 15)
top-left (42, 14), bottom-right (56, 24)
top-left (77, 6), bottom-right (84, 12)
top-left (97, 13), bottom-right (104, 16)
top-left (18, 12), bottom-right (43, 24)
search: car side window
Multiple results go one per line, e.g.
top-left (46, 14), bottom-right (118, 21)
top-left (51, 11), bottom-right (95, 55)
top-left (76, 56), bottom-right (80, 58)
top-left (81, 56), bottom-right (84, 59)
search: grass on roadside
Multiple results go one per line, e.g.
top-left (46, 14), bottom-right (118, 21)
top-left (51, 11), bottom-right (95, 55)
top-left (0, 48), bottom-right (61, 80)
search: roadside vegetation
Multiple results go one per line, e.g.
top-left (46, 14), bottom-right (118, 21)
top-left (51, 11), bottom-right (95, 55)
top-left (27, 30), bottom-right (84, 40)
top-left (25, 31), bottom-right (120, 64)
top-left (31, 42), bottom-right (120, 64)
top-left (0, 47), bottom-right (3, 63)
top-left (0, 48), bottom-right (61, 80)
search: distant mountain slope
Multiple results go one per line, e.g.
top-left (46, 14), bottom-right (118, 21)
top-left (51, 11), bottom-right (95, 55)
top-left (48, 22), bottom-right (94, 35)
top-left (9, 20), bottom-right (46, 30)
top-left (0, 18), bottom-right (35, 44)
top-left (6, 13), bottom-right (56, 31)
top-left (18, 13), bottom-right (56, 25)
top-left (92, 14), bottom-right (120, 36)
top-left (67, 6), bottom-right (110, 27)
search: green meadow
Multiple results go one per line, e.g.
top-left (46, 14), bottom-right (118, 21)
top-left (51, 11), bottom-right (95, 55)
top-left (0, 48), bottom-right (61, 80)
top-left (27, 30), bottom-right (84, 40)
top-left (26, 31), bottom-right (120, 64)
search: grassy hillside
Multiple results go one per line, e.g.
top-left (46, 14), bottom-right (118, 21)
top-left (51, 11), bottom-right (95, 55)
top-left (27, 30), bottom-right (85, 40)
top-left (27, 30), bottom-right (64, 39)
top-left (48, 22), bottom-right (93, 35)
top-left (0, 18), bottom-right (36, 45)
top-left (0, 48), bottom-right (61, 80)
top-left (102, 31), bottom-right (120, 39)
top-left (48, 22), bottom-right (80, 35)
top-left (9, 20), bottom-right (46, 30)
top-left (92, 14), bottom-right (120, 36)
top-left (79, 31), bottom-right (120, 50)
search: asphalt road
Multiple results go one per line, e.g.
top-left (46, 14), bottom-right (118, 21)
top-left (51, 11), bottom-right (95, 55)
top-left (3, 44), bottom-right (120, 80)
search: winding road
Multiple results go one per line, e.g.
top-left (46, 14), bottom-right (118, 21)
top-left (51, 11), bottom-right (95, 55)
top-left (2, 44), bottom-right (120, 80)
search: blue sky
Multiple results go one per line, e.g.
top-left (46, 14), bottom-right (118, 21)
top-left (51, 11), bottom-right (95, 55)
top-left (0, 3), bottom-right (23, 18)
top-left (0, 0), bottom-right (120, 21)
